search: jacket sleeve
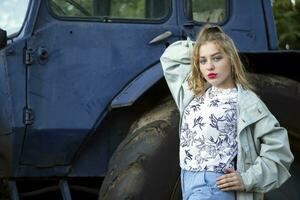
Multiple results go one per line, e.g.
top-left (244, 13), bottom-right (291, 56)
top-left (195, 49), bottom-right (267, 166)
top-left (240, 102), bottom-right (294, 193)
top-left (160, 39), bottom-right (194, 110)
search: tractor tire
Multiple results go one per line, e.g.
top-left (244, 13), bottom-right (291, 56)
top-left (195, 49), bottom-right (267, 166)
top-left (99, 97), bottom-right (182, 200)
top-left (99, 73), bottom-right (300, 200)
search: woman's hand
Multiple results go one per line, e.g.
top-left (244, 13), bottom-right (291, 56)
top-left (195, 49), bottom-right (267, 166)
top-left (216, 168), bottom-right (245, 191)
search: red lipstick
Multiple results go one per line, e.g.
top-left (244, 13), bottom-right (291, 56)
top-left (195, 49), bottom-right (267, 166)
top-left (207, 73), bottom-right (217, 79)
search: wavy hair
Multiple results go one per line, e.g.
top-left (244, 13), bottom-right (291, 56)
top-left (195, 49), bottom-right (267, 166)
top-left (188, 24), bottom-right (254, 96)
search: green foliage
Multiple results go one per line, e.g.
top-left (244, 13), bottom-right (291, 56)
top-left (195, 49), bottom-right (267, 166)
top-left (50, 0), bottom-right (93, 16)
top-left (192, 0), bottom-right (226, 12)
top-left (111, 0), bottom-right (145, 19)
top-left (49, 0), bottom-right (167, 19)
top-left (192, 0), bottom-right (226, 23)
top-left (272, 0), bottom-right (300, 49)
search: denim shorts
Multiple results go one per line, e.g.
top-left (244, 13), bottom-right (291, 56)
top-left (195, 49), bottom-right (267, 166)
top-left (181, 170), bottom-right (235, 200)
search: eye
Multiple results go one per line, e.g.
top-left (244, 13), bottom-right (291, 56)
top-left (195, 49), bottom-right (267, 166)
top-left (212, 55), bottom-right (223, 62)
top-left (199, 59), bottom-right (206, 65)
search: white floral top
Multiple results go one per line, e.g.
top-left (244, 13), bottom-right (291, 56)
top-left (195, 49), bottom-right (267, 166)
top-left (180, 86), bottom-right (238, 172)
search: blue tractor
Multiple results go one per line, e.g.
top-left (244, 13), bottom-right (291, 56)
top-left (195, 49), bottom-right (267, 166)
top-left (0, 0), bottom-right (299, 199)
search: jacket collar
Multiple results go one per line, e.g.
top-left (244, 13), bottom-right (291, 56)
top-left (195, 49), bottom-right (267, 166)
top-left (236, 84), bottom-right (268, 134)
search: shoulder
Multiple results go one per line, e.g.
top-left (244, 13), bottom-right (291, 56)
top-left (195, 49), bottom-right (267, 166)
top-left (237, 85), bottom-right (259, 104)
top-left (237, 85), bottom-right (271, 116)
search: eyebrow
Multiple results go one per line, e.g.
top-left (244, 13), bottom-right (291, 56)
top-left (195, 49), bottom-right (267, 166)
top-left (200, 52), bottom-right (222, 59)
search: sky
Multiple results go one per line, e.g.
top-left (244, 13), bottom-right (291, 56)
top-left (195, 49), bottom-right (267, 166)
top-left (0, 0), bottom-right (30, 35)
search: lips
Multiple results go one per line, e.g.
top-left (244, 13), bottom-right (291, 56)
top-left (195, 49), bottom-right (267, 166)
top-left (207, 73), bottom-right (217, 79)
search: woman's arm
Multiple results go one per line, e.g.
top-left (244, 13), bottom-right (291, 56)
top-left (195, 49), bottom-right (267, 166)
top-left (160, 39), bottom-right (194, 109)
top-left (240, 107), bottom-right (294, 192)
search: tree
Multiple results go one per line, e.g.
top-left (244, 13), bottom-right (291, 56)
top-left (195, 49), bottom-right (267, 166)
top-left (272, 0), bottom-right (300, 49)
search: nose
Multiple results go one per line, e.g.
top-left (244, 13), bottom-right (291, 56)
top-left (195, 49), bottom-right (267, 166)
top-left (206, 60), bottom-right (215, 71)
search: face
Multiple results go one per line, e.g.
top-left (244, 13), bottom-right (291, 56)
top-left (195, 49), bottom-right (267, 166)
top-left (199, 41), bottom-right (235, 89)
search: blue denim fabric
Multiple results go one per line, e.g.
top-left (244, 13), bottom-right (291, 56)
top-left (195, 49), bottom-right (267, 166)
top-left (181, 170), bottom-right (235, 200)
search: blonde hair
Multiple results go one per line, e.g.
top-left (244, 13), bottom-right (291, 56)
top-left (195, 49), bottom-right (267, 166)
top-left (188, 24), bottom-right (254, 96)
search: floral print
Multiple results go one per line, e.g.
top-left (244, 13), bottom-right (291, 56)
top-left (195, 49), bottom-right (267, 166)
top-left (180, 86), bottom-right (238, 172)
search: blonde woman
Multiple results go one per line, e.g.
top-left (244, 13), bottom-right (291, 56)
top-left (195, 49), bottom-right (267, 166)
top-left (160, 24), bottom-right (293, 200)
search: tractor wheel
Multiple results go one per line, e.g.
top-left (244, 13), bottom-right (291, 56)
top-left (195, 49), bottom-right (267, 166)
top-left (99, 73), bottom-right (300, 200)
top-left (99, 97), bottom-right (182, 200)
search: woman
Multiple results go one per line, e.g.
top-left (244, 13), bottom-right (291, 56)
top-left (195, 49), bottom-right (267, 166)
top-left (160, 24), bottom-right (293, 200)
